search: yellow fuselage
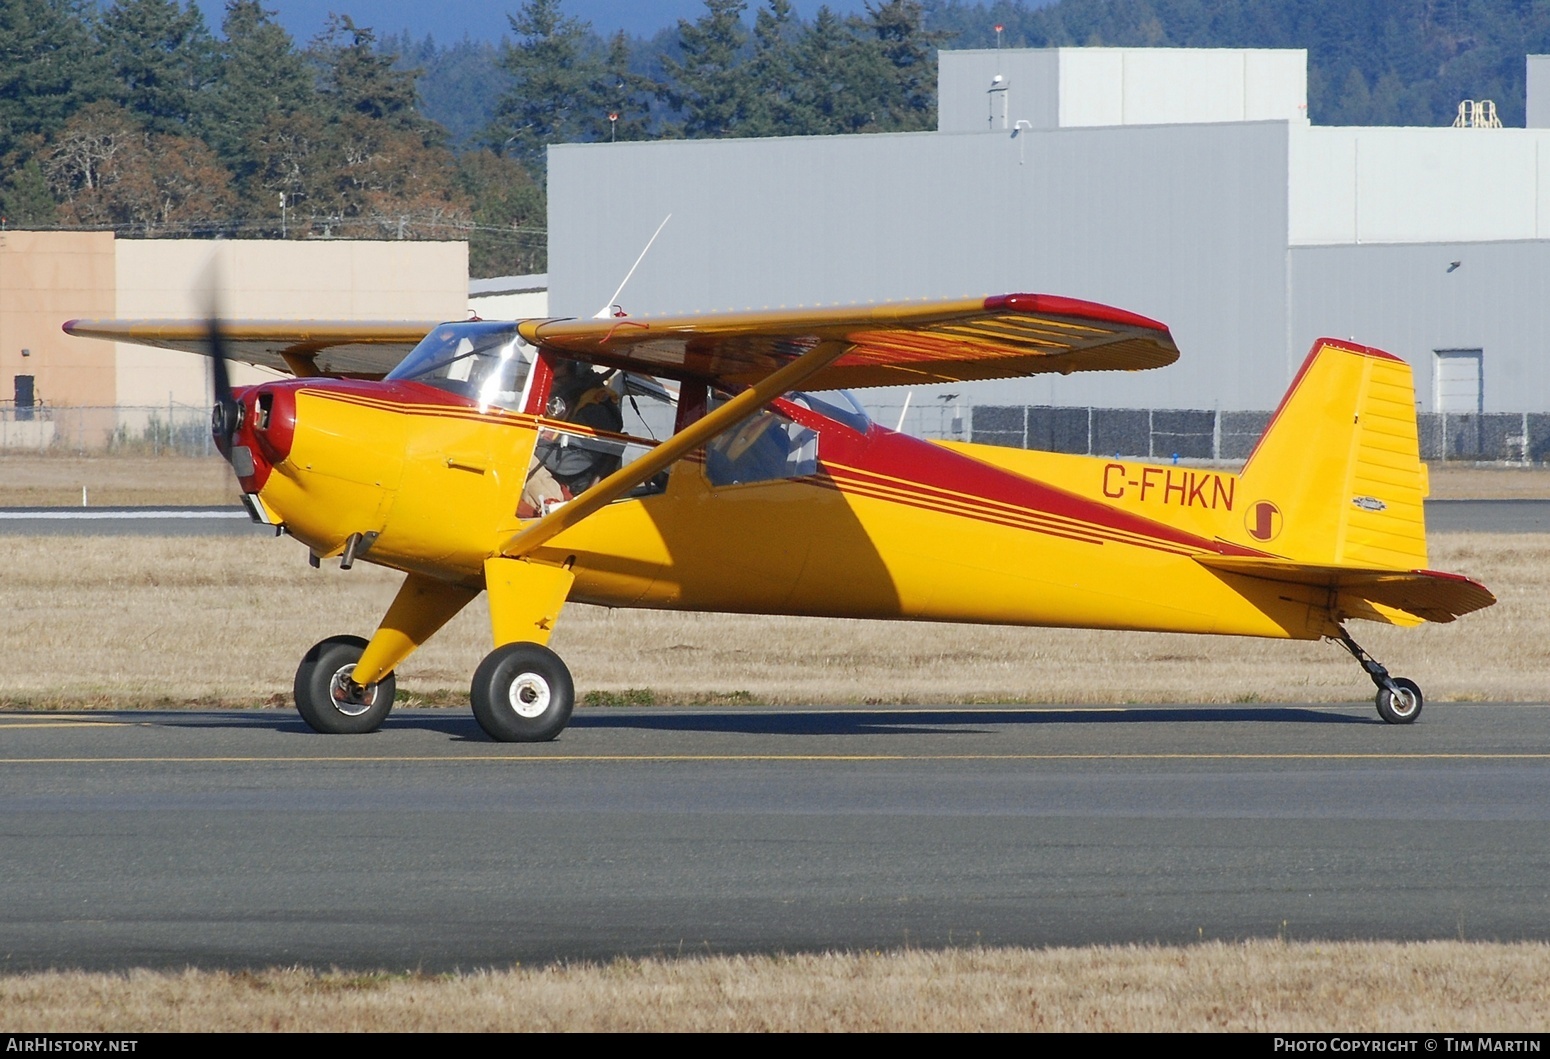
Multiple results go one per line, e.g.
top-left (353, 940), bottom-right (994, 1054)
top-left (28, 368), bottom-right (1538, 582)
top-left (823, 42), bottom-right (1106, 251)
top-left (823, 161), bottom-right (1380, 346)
top-left (239, 380), bottom-right (1334, 644)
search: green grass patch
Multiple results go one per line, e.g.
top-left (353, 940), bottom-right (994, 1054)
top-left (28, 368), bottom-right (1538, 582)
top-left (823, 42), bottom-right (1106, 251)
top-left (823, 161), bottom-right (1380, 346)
top-left (581, 689), bottom-right (761, 707)
top-left (583, 688), bottom-right (657, 707)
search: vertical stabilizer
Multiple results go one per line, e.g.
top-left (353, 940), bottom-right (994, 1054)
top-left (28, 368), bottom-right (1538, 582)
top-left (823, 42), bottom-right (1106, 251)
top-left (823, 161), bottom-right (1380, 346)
top-left (1234, 340), bottom-right (1428, 569)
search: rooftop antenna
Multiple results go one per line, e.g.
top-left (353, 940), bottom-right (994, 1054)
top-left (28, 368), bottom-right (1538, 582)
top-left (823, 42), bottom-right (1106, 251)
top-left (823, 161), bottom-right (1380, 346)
top-left (594, 213), bottom-right (671, 319)
top-left (989, 24), bottom-right (1009, 130)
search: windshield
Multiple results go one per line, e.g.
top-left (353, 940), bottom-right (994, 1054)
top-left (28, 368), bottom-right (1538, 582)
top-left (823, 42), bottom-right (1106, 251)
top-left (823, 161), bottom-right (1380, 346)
top-left (386, 322), bottom-right (534, 412)
top-left (788, 390), bottom-right (871, 433)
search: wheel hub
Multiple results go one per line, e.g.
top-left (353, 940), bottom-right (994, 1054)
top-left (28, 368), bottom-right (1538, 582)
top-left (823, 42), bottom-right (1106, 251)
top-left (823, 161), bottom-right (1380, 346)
top-left (329, 665), bottom-right (378, 717)
top-left (508, 672), bottom-right (552, 718)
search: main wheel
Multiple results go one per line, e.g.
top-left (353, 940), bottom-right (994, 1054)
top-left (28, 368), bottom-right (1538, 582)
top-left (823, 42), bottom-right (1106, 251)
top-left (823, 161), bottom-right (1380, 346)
top-left (1375, 677), bottom-right (1423, 725)
top-left (470, 642), bottom-right (574, 742)
top-left (294, 635), bottom-right (396, 734)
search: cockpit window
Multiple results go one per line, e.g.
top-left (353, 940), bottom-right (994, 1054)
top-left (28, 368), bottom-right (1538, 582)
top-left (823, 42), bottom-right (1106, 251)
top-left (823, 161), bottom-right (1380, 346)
top-left (789, 390), bottom-right (871, 434)
top-left (386, 322), bottom-right (534, 412)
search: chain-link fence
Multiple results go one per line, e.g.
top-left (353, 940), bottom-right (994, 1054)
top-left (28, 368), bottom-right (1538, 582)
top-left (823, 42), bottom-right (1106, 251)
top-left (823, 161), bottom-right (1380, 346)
top-left (864, 401), bottom-right (972, 442)
top-left (970, 405), bottom-right (1550, 463)
top-left (0, 403), bottom-right (216, 456)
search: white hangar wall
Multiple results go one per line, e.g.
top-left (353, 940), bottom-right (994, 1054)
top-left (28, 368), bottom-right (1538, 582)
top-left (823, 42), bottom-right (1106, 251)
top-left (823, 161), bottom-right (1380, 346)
top-left (548, 120), bottom-right (1293, 412)
top-left (1288, 126), bottom-right (1550, 245)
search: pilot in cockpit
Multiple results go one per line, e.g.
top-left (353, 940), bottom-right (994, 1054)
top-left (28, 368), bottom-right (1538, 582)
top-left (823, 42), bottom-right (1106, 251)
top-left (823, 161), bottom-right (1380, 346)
top-left (521, 359), bottom-right (625, 516)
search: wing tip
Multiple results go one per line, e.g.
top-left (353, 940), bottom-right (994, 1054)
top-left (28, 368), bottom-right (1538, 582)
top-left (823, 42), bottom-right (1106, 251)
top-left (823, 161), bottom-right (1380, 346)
top-left (983, 293), bottom-right (1170, 334)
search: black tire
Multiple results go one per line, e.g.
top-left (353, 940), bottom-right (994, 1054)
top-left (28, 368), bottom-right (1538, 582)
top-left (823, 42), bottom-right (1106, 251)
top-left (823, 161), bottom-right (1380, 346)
top-left (470, 642), bottom-right (574, 742)
top-left (1375, 677), bottom-right (1423, 725)
top-left (293, 635), bottom-right (396, 734)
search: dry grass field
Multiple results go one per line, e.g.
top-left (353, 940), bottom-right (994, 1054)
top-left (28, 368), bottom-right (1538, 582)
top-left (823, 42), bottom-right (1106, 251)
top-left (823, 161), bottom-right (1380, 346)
top-left (0, 453), bottom-right (237, 507)
top-left (0, 532), bottom-right (1541, 708)
top-left (5, 942), bottom-right (1548, 1031)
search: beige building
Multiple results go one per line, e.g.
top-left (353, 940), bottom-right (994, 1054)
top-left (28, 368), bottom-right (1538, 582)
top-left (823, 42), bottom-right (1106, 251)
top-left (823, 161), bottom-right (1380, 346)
top-left (0, 232), bottom-right (468, 447)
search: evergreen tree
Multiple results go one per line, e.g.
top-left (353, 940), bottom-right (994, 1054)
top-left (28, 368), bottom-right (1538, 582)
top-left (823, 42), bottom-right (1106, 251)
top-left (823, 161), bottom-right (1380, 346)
top-left (659, 0), bottom-right (753, 138)
top-left (458, 149), bottom-right (547, 276)
top-left (488, 0), bottom-right (605, 175)
top-left (206, 1), bottom-right (312, 167)
top-left (248, 107), bottom-right (329, 233)
top-left (405, 35), bottom-right (510, 148)
top-left (847, 0), bottom-right (947, 131)
top-left (744, 0), bottom-right (803, 137)
top-left (1, 160), bottom-right (60, 226)
top-left (791, 7), bottom-right (870, 135)
top-left (0, 0), bottom-right (108, 168)
top-left (584, 30), bottom-right (656, 142)
top-left (309, 15), bottom-right (428, 134)
top-left (96, 0), bottom-right (215, 135)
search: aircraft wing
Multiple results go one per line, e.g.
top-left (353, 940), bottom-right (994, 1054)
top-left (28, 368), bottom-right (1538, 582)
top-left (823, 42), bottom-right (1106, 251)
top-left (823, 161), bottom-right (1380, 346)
top-left (61, 319), bottom-right (436, 378)
top-left (1197, 555), bottom-right (1496, 625)
top-left (519, 294), bottom-right (1178, 390)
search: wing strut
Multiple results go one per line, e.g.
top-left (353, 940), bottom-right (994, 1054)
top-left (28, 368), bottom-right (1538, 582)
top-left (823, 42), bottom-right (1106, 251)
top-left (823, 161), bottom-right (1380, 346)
top-left (499, 338), bottom-right (851, 559)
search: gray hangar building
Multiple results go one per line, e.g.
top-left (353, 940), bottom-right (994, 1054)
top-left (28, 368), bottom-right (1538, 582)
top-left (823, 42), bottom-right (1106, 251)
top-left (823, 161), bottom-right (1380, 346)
top-left (547, 47), bottom-right (1550, 460)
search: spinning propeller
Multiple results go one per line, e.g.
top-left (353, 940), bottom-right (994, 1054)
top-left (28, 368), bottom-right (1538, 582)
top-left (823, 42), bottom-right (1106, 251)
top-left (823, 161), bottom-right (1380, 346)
top-left (207, 312), bottom-right (239, 449)
top-left (199, 257), bottom-right (242, 458)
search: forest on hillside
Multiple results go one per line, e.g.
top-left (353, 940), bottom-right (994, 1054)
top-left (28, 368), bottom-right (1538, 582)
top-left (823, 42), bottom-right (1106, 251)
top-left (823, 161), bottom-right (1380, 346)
top-left (3, 0), bottom-right (1545, 277)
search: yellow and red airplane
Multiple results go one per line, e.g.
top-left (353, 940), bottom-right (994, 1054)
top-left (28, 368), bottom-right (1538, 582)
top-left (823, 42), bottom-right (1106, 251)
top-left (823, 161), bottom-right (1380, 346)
top-left (66, 293), bottom-right (1494, 739)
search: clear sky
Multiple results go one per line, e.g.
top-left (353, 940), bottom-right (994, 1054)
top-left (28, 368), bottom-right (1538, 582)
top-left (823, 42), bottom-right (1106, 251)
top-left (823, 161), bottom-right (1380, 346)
top-left (194, 1), bottom-right (877, 43)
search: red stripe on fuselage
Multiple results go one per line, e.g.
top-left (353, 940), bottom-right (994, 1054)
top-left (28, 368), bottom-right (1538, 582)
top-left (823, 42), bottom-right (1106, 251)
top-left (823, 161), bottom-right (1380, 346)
top-left (290, 378), bottom-right (1254, 560)
top-left (826, 426), bottom-right (1254, 557)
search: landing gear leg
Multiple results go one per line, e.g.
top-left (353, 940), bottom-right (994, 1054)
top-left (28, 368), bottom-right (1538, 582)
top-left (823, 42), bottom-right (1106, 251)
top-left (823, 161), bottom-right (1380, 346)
top-left (294, 572), bottom-right (479, 736)
top-left (474, 557), bottom-right (578, 742)
top-left (1331, 626), bottom-right (1423, 724)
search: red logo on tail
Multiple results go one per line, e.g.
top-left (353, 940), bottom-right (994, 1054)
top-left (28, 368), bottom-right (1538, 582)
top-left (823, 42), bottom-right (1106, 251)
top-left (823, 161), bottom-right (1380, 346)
top-left (1246, 501), bottom-right (1282, 542)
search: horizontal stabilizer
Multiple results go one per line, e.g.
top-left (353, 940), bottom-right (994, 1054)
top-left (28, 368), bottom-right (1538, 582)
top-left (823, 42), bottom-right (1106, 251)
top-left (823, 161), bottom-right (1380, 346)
top-left (1197, 555), bottom-right (1495, 625)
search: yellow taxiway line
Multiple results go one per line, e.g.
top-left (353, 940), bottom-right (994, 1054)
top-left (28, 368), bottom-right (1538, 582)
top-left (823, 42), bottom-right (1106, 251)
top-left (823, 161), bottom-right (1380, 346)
top-left (0, 720), bottom-right (143, 729)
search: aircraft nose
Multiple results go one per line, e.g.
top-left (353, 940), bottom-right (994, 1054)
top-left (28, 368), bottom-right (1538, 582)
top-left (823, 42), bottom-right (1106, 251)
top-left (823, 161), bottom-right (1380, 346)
top-left (248, 384), bottom-right (297, 467)
top-left (219, 383), bottom-right (297, 490)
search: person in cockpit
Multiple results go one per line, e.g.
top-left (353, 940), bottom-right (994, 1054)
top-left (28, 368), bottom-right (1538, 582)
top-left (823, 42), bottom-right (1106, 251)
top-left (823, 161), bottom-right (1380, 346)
top-left (522, 360), bottom-right (625, 516)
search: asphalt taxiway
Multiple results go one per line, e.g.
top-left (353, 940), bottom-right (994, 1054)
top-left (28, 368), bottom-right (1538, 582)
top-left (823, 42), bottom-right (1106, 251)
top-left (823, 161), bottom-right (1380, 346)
top-left (2, 703), bottom-right (1547, 972)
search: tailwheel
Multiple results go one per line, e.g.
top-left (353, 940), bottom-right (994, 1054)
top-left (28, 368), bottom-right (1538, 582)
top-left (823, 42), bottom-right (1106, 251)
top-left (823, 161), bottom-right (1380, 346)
top-left (293, 635), bottom-right (396, 734)
top-left (470, 642), bottom-right (574, 742)
top-left (1375, 677), bottom-right (1423, 725)
top-left (1331, 626), bottom-right (1423, 725)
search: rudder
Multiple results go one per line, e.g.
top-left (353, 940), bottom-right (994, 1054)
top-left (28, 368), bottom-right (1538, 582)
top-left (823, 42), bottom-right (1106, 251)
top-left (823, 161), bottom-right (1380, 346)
top-left (1234, 339), bottom-right (1428, 570)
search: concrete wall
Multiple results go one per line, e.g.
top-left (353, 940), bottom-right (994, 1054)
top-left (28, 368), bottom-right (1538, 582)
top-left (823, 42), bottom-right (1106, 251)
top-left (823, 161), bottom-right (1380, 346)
top-left (0, 231), bottom-right (117, 412)
top-left (940, 48), bottom-right (1307, 133)
top-left (549, 120), bottom-right (1293, 412)
top-left (0, 233), bottom-right (468, 429)
top-left (113, 239), bottom-right (470, 408)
